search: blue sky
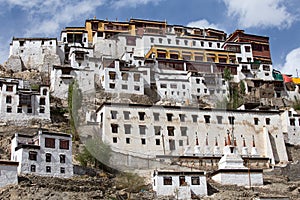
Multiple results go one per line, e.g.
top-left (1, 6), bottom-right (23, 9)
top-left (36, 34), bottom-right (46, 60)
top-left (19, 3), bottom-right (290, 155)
top-left (0, 0), bottom-right (300, 76)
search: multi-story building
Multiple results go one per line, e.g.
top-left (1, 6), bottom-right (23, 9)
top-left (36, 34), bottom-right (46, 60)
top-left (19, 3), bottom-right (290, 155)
top-left (87, 102), bottom-right (289, 166)
top-left (9, 37), bottom-right (60, 72)
top-left (10, 129), bottom-right (73, 178)
top-left (0, 78), bottom-right (50, 125)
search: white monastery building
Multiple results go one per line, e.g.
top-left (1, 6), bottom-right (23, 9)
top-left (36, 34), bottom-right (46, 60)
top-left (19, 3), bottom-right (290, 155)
top-left (0, 78), bottom-right (50, 125)
top-left (11, 129), bottom-right (73, 178)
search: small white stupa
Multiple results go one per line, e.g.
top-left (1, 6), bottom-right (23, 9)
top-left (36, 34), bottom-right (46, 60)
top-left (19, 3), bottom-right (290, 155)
top-left (213, 137), bottom-right (221, 156)
top-left (212, 131), bottom-right (263, 187)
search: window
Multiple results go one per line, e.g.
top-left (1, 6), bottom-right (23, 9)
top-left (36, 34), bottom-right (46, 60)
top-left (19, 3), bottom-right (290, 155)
top-left (43, 89), bottom-right (47, 96)
top-left (150, 37), bottom-right (154, 43)
top-left (204, 115), bottom-right (210, 123)
top-left (6, 106), bottom-right (12, 113)
top-left (179, 140), bottom-right (183, 146)
top-left (60, 154), bottom-right (66, 163)
top-left (138, 112), bottom-right (145, 121)
top-left (192, 41), bottom-right (196, 46)
top-left (191, 115), bottom-right (198, 123)
top-left (6, 85), bottom-right (13, 92)
top-left (46, 153), bottom-right (51, 162)
top-left (46, 166), bottom-right (51, 173)
top-left (179, 114), bottom-right (185, 122)
top-left (167, 113), bottom-right (173, 121)
top-left (141, 138), bottom-right (146, 145)
top-left (39, 97), bottom-right (45, 105)
top-left (228, 116), bottom-right (235, 125)
top-left (123, 111), bottom-right (130, 120)
top-left (30, 165), bottom-right (36, 172)
top-left (109, 71), bottom-right (116, 80)
top-left (163, 177), bottom-right (172, 185)
top-left (179, 176), bottom-right (185, 186)
top-left (109, 83), bottom-right (115, 89)
top-left (134, 73), bottom-right (140, 82)
top-left (113, 137), bottom-right (118, 143)
top-left (60, 167), bottom-right (65, 174)
top-left (217, 116), bottom-right (223, 124)
top-left (29, 151), bottom-right (37, 161)
top-left (160, 84), bottom-right (167, 88)
top-left (111, 111), bottom-right (117, 119)
top-left (139, 125), bottom-right (146, 135)
top-left (153, 113), bottom-right (159, 121)
top-left (27, 106), bottom-right (32, 113)
top-left (170, 84), bottom-right (177, 89)
top-left (176, 40), bottom-right (179, 45)
top-left (204, 89), bottom-right (207, 93)
top-left (159, 38), bottom-right (163, 43)
top-left (121, 72), bottom-right (128, 81)
top-left (45, 138), bottom-right (55, 148)
top-left (156, 139), bottom-right (160, 145)
top-left (254, 118), bottom-right (259, 125)
top-left (208, 42), bottom-right (212, 47)
top-left (111, 124), bottom-right (118, 133)
top-left (180, 127), bottom-right (187, 136)
top-left (134, 85), bottom-right (140, 91)
top-left (263, 65), bottom-right (270, 71)
top-left (59, 140), bottom-right (69, 150)
top-left (266, 118), bottom-right (270, 125)
top-left (167, 39), bottom-right (171, 44)
top-left (6, 96), bottom-right (12, 104)
top-left (17, 106), bottom-right (22, 113)
top-left (124, 124), bottom-right (131, 134)
top-left (39, 106), bottom-right (45, 113)
top-left (217, 43), bottom-right (220, 48)
top-left (122, 85), bottom-right (128, 90)
top-left (169, 139), bottom-right (175, 150)
top-left (200, 41), bottom-right (204, 46)
top-left (167, 126), bottom-right (175, 136)
top-left (290, 118), bottom-right (295, 126)
top-left (154, 126), bottom-right (161, 135)
top-left (245, 46), bottom-right (251, 52)
top-left (191, 176), bottom-right (200, 185)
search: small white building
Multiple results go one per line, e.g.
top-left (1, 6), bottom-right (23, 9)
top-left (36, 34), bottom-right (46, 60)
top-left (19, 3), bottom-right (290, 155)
top-left (152, 170), bottom-right (207, 199)
top-left (0, 78), bottom-right (50, 125)
top-left (11, 129), bottom-right (73, 178)
top-left (0, 160), bottom-right (18, 188)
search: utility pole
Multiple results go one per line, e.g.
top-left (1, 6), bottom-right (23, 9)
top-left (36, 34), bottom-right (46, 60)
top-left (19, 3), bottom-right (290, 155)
top-left (161, 134), bottom-right (166, 155)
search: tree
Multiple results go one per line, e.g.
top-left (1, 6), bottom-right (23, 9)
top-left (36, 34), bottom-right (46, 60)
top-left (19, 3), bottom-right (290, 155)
top-left (68, 80), bottom-right (82, 141)
top-left (76, 137), bottom-right (112, 169)
top-left (115, 172), bottom-right (147, 200)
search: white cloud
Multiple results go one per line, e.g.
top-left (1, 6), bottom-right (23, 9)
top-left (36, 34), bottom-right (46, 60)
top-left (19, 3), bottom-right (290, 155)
top-left (280, 48), bottom-right (300, 76)
top-left (223, 0), bottom-right (295, 29)
top-left (187, 19), bottom-right (224, 31)
top-left (111, 0), bottom-right (163, 9)
top-left (0, 0), bottom-right (105, 36)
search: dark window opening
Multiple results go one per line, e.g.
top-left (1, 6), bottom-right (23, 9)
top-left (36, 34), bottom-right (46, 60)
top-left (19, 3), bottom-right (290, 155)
top-left (60, 154), bottom-right (66, 163)
top-left (154, 126), bottom-right (161, 135)
top-left (138, 112), bottom-right (146, 121)
top-left (167, 113), bottom-right (173, 121)
top-left (60, 167), bottom-right (65, 174)
top-left (46, 153), bottom-right (51, 162)
top-left (180, 127), bottom-right (187, 136)
top-left (169, 139), bottom-right (175, 150)
top-left (6, 96), bottom-right (12, 104)
top-left (254, 118), bottom-right (259, 125)
top-left (29, 151), bottom-right (37, 161)
top-left (266, 118), bottom-right (270, 125)
top-left (204, 115), bottom-right (210, 123)
top-left (46, 166), bottom-right (51, 173)
top-left (154, 113), bottom-right (159, 121)
top-left (45, 138), bottom-right (55, 148)
top-left (30, 165), bottom-right (36, 172)
top-left (139, 125), bottom-right (146, 135)
top-left (59, 140), bottom-right (69, 150)
top-left (113, 137), bottom-right (117, 143)
top-left (179, 176), bottom-right (186, 186)
top-left (155, 139), bottom-right (160, 145)
top-left (163, 177), bottom-right (172, 185)
top-left (191, 176), bottom-right (200, 185)
top-left (167, 126), bottom-right (175, 136)
top-left (141, 138), bottom-right (146, 145)
top-left (111, 124), bottom-right (118, 133)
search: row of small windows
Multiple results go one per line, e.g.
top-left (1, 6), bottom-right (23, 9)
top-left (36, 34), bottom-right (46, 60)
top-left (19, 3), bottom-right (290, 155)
top-left (5, 85), bottom-right (48, 96)
top-left (150, 37), bottom-right (220, 49)
top-left (112, 136), bottom-right (180, 148)
top-left (29, 151), bottom-right (66, 163)
top-left (161, 176), bottom-right (200, 186)
top-left (30, 165), bottom-right (65, 174)
top-left (108, 71), bottom-right (141, 81)
top-left (289, 118), bottom-right (300, 126)
top-left (108, 111), bottom-right (271, 125)
top-left (109, 83), bottom-right (140, 91)
top-left (6, 106), bottom-right (46, 113)
top-left (45, 138), bottom-right (70, 150)
top-left (5, 96), bottom-right (46, 105)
